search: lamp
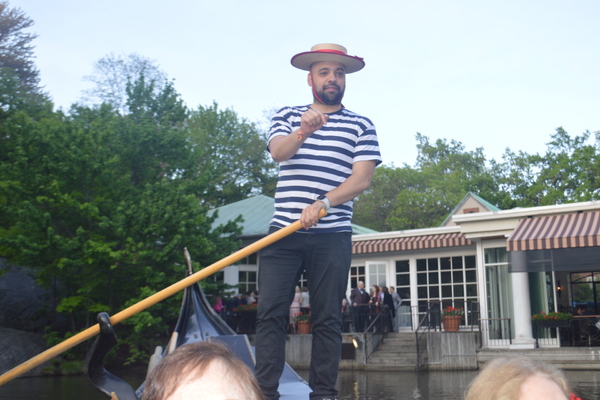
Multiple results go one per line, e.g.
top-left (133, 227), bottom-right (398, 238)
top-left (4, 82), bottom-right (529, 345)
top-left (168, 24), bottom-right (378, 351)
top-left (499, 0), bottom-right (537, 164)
top-left (557, 280), bottom-right (561, 298)
top-left (352, 336), bottom-right (361, 349)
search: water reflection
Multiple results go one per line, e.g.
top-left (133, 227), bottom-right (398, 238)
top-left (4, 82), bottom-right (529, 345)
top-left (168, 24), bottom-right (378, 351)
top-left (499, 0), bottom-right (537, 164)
top-left (0, 369), bottom-right (599, 399)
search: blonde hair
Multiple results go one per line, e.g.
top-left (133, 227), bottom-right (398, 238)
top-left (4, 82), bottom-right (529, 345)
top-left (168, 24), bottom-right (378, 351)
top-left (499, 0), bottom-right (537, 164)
top-left (464, 356), bottom-right (571, 400)
top-left (142, 341), bottom-right (264, 400)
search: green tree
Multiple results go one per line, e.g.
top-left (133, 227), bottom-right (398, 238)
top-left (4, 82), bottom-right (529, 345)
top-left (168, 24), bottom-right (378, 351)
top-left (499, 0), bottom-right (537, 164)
top-left (0, 1), bottom-right (41, 93)
top-left (492, 128), bottom-right (600, 207)
top-left (82, 53), bottom-right (167, 113)
top-left (0, 74), bottom-right (243, 363)
top-left (355, 133), bottom-right (499, 231)
top-left (187, 102), bottom-right (278, 207)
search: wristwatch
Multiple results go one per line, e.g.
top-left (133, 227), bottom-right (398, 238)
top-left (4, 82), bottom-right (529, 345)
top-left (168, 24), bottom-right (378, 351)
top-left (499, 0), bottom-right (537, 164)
top-left (316, 194), bottom-right (331, 211)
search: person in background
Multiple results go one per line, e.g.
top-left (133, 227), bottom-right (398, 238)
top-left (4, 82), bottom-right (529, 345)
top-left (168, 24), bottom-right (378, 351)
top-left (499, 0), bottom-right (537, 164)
top-left (389, 286), bottom-right (402, 331)
top-left (464, 356), bottom-right (580, 400)
top-left (142, 341), bottom-right (264, 400)
top-left (381, 286), bottom-right (395, 332)
top-left (350, 281), bottom-right (370, 332)
top-left (368, 285), bottom-right (381, 331)
top-left (254, 43), bottom-right (381, 400)
top-left (212, 296), bottom-right (223, 315)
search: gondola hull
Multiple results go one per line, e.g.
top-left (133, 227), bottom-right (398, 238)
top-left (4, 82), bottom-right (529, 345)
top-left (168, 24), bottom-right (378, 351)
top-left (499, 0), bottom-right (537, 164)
top-left (85, 279), bottom-right (311, 400)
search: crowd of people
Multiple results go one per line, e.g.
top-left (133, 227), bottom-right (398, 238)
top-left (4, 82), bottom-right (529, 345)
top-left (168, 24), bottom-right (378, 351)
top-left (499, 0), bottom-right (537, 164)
top-left (348, 281), bottom-right (407, 333)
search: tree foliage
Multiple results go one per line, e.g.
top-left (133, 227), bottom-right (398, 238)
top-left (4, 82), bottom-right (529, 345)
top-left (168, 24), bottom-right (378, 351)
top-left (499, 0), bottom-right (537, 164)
top-left (187, 102), bottom-right (277, 207)
top-left (354, 129), bottom-right (599, 231)
top-left (0, 72), bottom-right (247, 362)
top-left (82, 53), bottom-right (167, 114)
top-left (0, 1), bottom-right (41, 93)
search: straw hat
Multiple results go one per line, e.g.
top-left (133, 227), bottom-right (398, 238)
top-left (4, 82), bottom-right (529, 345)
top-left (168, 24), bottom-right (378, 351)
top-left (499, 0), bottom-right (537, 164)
top-left (291, 43), bottom-right (365, 74)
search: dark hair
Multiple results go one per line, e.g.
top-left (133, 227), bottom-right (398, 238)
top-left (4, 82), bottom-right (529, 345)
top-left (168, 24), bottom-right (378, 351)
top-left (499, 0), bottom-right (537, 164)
top-left (141, 341), bottom-right (264, 400)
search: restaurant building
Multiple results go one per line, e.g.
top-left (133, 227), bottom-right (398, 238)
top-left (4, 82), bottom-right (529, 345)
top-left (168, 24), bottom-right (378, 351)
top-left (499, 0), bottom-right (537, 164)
top-left (212, 193), bottom-right (600, 349)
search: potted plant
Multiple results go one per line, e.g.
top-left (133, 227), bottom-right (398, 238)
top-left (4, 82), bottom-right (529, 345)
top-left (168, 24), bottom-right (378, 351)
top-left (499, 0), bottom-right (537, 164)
top-left (233, 303), bottom-right (258, 333)
top-left (294, 312), bottom-right (312, 334)
top-left (441, 306), bottom-right (464, 332)
top-left (531, 311), bottom-right (573, 328)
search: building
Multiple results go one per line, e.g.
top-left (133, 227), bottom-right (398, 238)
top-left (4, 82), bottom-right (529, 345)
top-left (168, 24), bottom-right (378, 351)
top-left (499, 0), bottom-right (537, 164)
top-left (211, 194), bottom-right (600, 349)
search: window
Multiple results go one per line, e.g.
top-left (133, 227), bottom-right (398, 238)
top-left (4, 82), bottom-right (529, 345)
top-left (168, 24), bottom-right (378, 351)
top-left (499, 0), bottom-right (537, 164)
top-left (238, 270), bottom-right (257, 294)
top-left (349, 265), bottom-right (365, 290)
top-left (416, 255), bottom-right (477, 317)
top-left (235, 253), bottom-right (258, 265)
top-left (368, 262), bottom-right (387, 288)
top-left (394, 260), bottom-right (410, 298)
top-left (485, 247), bottom-right (514, 342)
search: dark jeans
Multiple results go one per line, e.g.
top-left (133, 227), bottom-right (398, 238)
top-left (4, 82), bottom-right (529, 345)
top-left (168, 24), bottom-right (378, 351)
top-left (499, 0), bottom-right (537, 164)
top-left (254, 230), bottom-right (352, 400)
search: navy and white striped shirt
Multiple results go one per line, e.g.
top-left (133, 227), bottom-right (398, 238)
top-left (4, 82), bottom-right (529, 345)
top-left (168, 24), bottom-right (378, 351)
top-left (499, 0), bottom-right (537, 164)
top-left (268, 105), bottom-right (382, 233)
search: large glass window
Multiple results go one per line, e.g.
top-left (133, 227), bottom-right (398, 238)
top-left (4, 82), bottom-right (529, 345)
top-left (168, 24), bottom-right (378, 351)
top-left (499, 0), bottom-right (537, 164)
top-left (571, 272), bottom-right (600, 314)
top-left (485, 247), bottom-right (514, 341)
top-left (416, 255), bottom-right (477, 323)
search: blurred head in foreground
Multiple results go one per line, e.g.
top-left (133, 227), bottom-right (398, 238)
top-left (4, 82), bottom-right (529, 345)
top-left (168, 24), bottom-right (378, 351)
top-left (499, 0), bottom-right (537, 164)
top-left (464, 356), bottom-right (571, 400)
top-left (142, 340), bottom-right (264, 400)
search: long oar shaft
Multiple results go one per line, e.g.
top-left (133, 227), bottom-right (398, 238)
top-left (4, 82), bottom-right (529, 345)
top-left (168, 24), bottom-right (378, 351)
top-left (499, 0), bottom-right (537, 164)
top-left (0, 213), bottom-right (322, 386)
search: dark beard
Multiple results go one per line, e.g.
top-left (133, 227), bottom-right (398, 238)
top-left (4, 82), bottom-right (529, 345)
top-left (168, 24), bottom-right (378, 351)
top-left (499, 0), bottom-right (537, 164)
top-left (315, 85), bottom-right (344, 105)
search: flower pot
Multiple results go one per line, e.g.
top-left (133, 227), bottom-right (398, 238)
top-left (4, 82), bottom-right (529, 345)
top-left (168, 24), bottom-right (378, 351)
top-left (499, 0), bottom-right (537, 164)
top-left (442, 315), bottom-right (461, 332)
top-left (297, 320), bottom-right (312, 334)
top-left (535, 320), bottom-right (571, 328)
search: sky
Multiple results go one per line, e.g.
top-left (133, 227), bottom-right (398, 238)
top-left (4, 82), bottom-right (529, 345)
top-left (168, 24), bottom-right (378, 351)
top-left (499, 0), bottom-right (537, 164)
top-left (11, 0), bottom-right (600, 167)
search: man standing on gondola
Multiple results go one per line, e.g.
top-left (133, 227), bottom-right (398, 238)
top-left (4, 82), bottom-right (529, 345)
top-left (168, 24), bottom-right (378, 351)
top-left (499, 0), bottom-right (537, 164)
top-left (254, 43), bottom-right (382, 400)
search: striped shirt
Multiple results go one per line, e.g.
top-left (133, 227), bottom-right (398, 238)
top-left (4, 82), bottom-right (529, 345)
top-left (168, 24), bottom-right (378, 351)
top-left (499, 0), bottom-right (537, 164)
top-left (268, 105), bottom-right (382, 233)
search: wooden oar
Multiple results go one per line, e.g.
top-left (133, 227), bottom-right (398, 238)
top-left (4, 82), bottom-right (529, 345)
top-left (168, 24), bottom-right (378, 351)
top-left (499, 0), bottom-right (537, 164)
top-left (0, 211), bottom-right (325, 386)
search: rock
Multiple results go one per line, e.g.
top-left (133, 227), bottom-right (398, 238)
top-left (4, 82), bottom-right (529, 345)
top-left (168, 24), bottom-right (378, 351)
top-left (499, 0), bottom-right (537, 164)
top-left (0, 327), bottom-right (48, 376)
top-left (0, 260), bottom-right (53, 331)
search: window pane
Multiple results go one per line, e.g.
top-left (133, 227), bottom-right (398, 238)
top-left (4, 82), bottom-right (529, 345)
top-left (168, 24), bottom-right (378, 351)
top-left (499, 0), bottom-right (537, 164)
top-left (466, 270), bottom-right (476, 282)
top-left (467, 284), bottom-right (477, 296)
top-left (417, 259), bottom-right (426, 271)
top-left (396, 260), bottom-right (409, 273)
top-left (429, 272), bottom-right (439, 284)
top-left (454, 284), bottom-right (464, 297)
top-left (453, 271), bottom-right (464, 283)
top-left (429, 286), bottom-right (439, 298)
top-left (428, 258), bottom-right (439, 271)
top-left (465, 255), bottom-right (476, 268)
top-left (452, 256), bottom-right (463, 270)
top-left (442, 285), bottom-right (452, 298)
top-left (417, 273), bottom-right (427, 285)
top-left (440, 257), bottom-right (451, 270)
top-left (397, 275), bottom-right (410, 286)
top-left (441, 271), bottom-right (451, 283)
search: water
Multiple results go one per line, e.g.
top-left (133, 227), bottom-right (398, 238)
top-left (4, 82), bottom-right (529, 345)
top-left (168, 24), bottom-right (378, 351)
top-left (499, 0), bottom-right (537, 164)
top-left (1, 369), bottom-right (599, 399)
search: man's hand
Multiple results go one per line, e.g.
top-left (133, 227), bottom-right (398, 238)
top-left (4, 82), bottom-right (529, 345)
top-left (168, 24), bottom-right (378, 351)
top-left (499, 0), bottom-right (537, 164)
top-left (300, 200), bottom-right (327, 230)
top-left (300, 108), bottom-right (329, 138)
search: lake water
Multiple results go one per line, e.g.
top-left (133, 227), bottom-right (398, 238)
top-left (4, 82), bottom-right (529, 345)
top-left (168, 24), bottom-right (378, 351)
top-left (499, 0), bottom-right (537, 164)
top-left (1, 369), bottom-right (599, 400)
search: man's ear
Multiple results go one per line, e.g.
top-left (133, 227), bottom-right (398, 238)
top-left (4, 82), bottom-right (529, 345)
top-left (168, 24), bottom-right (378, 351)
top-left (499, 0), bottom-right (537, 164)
top-left (307, 72), bottom-right (313, 87)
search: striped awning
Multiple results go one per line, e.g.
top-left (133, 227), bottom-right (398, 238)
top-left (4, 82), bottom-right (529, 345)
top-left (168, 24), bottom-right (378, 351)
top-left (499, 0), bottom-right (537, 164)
top-left (353, 232), bottom-right (472, 255)
top-left (506, 211), bottom-right (600, 252)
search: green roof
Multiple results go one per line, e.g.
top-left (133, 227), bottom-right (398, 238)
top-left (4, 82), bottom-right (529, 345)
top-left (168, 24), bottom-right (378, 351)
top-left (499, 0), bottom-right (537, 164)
top-left (209, 195), bottom-right (378, 237)
top-left (441, 192), bottom-right (501, 226)
top-left (209, 195), bottom-right (275, 237)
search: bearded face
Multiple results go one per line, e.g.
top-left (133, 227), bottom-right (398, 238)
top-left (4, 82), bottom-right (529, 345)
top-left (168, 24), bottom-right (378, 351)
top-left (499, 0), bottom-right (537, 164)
top-left (314, 82), bottom-right (345, 105)
top-left (309, 61), bottom-right (346, 106)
